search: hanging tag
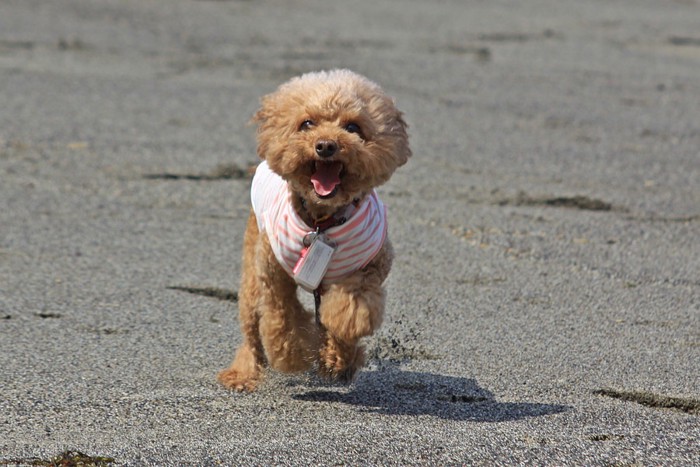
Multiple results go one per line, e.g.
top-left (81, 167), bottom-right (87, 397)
top-left (293, 234), bottom-right (336, 291)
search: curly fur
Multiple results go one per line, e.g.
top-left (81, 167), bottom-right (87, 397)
top-left (218, 69), bottom-right (411, 391)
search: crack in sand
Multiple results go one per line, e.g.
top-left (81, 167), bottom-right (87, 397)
top-left (594, 388), bottom-right (700, 415)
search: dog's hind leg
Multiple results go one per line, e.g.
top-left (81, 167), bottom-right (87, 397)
top-left (218, 212), bottom-right (267, 391)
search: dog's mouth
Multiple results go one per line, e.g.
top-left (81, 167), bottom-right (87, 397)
top-left (310, 160), bottom-right (343, 198)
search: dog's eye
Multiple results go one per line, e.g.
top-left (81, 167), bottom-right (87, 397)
top-left (344, 123), bottom-right (362, 136)
top-left (299, 120), bottom-right (314, 131)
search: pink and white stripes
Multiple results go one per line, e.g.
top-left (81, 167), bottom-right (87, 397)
top-left (251, 161), bottom-right (387, 286)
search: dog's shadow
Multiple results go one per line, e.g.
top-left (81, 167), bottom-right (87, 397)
top-left (291, 362), bottom-right (568, 422)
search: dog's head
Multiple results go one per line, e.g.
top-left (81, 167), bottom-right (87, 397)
top-left (252, 69), bottom-right (411, 213)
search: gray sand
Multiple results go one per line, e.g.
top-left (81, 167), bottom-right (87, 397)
top-left (1, 0), bottom-right (698, 465)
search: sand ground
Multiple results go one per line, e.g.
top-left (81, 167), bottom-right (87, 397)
top-left (1, 0), bottom-right (698, 465)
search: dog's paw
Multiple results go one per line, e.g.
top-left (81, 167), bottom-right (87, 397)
top-left (217, 368), bottom-right (260, 392)
top-left (318, 343), bottom-right (365, 384)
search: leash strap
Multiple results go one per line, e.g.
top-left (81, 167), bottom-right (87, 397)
top-left (314, 288), bottom-right (322, 325)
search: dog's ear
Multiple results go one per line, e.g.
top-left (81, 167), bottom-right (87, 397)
top-left (250, 94), bottom-right (279, 161)
top-left (391, 111), bottom-right (412, 167)
top-left (251, 94), bottom-right (273, 126)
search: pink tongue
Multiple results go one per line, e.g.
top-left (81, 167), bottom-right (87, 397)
top-left (311, 161), bottom-right (342, 196)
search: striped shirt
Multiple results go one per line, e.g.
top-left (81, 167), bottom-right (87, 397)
top-left (251, 161), bottom-right (387, 286)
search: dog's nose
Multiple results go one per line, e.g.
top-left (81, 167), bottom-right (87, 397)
top-left (315, 140), bottom-right (338, 158)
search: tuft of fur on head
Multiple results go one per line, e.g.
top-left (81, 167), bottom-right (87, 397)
top-left (252, 69), bottom-right (411, 215)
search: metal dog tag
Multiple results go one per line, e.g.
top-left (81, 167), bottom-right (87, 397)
top-left (302, 231), bottom-right (318, 247)
top-left (293, 234), bottom-right (336, 291)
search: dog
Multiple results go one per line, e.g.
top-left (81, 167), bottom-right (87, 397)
top-left (218, 69), bottom-right (411, 391)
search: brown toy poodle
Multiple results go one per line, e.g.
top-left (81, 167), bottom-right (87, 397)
top-left (218, 69), bottom-right (411, 391)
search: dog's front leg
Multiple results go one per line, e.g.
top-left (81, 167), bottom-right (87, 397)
top-left (257, 236), bottom-right (319, 373)
top-left (317, 241), bottom-right (393, 383)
